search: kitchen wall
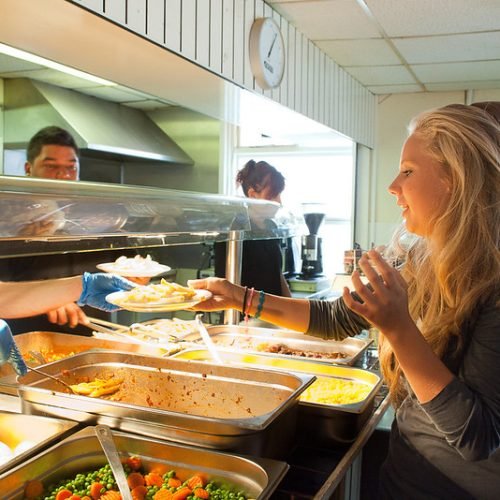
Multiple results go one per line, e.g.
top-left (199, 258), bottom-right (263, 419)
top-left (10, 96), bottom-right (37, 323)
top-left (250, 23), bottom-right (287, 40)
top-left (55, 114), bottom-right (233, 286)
top-left (80, 106), bottom-right (221, 193)
top-left (69, 0), bottom-right (376, 149)
top-left (372, 88), bottom-right (500, 245)
top-left (132, 107), bottom-right (221, 193)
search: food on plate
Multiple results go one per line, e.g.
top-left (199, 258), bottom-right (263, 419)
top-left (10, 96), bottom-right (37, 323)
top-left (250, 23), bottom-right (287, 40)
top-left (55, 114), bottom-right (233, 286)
top-left (130, 318), bottom-right (199, 339)
top-left (23, 456), bottom-right (249, 499)
top-left (300, 376), bottom-right (372, 405)
top-left (118, 278), bottom-right (197, 305)
top-left (97, 254), bottom-right (170, 276)
top-left (256, 342), bottom-right (348, 360)
top-left (69, 377), bottom-right (123, 398)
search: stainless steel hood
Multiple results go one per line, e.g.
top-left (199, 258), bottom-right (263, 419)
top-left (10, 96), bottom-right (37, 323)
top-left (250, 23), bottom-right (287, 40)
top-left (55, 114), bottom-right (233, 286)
top-left (3, 78), bottom-right (194, 164)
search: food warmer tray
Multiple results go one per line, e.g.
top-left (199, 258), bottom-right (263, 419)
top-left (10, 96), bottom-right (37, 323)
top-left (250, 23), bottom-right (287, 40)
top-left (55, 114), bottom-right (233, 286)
top-left (0, 412), bottom-right (78, 475)
top-left (173, 348), bottom-right (382, 446)
top-left (16, 351), bottom-right (314, 458)
top-left (0, 426), bottom-right (288, 499)
top-left (186, 325), bottom-right (372, 366)
top-left (0, 331), bottom-right (171, 396)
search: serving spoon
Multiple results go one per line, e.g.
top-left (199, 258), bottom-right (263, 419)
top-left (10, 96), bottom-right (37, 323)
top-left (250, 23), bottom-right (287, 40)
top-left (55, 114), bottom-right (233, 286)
top-left (95, 425), bottom-right (133, 500)
top-left (195, 314), bottom-right (222, 364)
top-left (26, 365), bottom-right (78, 394)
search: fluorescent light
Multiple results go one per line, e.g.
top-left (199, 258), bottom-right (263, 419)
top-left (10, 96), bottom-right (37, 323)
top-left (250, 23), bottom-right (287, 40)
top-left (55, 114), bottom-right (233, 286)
top-left (0, 43), bottom-right (117, 86)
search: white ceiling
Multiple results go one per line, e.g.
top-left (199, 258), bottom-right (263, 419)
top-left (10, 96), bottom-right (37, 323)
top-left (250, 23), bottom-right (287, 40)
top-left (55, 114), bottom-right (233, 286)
top-left (1, 0), bottom-right (498, 115)
top-left (268, 0), bottom-right (500, 94)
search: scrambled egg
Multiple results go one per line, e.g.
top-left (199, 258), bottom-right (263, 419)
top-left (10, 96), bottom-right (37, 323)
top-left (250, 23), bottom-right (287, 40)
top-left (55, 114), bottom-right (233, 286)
top-left (300, 376), bottom-right (372, 405)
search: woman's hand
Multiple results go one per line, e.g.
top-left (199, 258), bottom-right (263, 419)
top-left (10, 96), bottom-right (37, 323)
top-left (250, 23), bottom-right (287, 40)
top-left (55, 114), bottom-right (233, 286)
top-left (343, 250), bottom-right (413, 338)
top-left (188, 277), bottom-right (244, 312)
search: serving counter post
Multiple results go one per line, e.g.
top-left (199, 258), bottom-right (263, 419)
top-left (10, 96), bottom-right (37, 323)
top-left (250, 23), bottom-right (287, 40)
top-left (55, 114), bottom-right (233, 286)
top-left (224, 230), bottom-right (243, 325)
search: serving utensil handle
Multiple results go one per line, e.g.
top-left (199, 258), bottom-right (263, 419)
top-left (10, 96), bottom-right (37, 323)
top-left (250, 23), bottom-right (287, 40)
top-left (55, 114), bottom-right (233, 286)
top-left (95, 425), bottom-right (133, 500)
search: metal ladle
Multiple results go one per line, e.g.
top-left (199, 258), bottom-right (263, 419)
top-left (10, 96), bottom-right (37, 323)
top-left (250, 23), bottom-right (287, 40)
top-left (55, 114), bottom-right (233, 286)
top-left (95, 425), bottom-right (133, 500)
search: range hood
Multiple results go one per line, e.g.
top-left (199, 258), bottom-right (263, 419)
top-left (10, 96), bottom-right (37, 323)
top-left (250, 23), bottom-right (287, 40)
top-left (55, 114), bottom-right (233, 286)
top-left (3, 78), bottom-right (194, 164)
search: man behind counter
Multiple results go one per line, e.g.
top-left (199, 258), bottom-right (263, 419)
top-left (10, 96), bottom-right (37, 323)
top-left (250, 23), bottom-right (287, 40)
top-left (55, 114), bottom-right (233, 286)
top-left (0, 126), bottom-right (138, 335)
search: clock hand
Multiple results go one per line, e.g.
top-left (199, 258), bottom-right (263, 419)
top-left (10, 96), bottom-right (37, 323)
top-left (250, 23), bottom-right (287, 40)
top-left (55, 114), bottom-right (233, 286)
top-left (267, 33), bottom-right (278, 58)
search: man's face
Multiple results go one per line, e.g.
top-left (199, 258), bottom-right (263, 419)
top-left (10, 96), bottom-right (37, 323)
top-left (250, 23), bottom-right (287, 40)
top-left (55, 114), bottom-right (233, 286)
top-left (25, 144), bottom-right (79, 180)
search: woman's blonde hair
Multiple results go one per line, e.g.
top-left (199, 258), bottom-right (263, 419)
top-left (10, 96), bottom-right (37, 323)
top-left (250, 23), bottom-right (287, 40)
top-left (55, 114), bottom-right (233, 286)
top-left (379, 104), bottom-right (500, 405)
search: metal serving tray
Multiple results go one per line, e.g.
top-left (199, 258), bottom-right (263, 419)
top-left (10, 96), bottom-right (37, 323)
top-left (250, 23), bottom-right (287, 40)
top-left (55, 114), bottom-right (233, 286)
top-left (188, 325), bottom-right (372, 366)
top-left (0, 426), bottom-right (288, 499)
top-left (16, 351), bottom-right (314, 458)
top-left (173, 349), bottom-right (382, 446)
top-left (0, 412), bottom-right (78, 475)
top-left (0, 331), bottom-right (170, 395)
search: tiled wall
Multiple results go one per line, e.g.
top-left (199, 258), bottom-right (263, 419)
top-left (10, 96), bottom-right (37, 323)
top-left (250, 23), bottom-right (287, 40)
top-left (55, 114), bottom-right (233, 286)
top-left (70, 0), bottom-right (376, 148)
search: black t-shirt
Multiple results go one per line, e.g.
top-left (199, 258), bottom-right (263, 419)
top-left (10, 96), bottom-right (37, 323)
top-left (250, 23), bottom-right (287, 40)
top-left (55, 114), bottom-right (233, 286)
top-left (214, 239), bottom-right (284, 296)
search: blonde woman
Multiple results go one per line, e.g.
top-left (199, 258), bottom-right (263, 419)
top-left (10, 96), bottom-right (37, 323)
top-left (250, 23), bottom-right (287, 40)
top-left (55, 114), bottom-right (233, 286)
top-left (190, 104), bottom-right (500, 498)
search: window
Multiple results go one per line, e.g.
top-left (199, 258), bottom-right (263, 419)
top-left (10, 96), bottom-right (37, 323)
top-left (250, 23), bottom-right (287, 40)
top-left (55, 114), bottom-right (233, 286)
top-left (233, 148), bottom-right (356, 276)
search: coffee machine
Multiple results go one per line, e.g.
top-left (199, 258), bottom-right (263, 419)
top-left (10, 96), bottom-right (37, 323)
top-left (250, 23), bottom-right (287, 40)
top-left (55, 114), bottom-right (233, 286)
top-left (300, 211), bottom-right (325, 278)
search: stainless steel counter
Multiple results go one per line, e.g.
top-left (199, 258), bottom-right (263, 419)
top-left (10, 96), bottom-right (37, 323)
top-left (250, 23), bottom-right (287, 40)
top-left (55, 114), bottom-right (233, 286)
top-left (0, 349), bottom-right (388, 499)
top-left (314, 395), bottom-right (390, 499)
top-left (0, 393), bottom-right (21, 413)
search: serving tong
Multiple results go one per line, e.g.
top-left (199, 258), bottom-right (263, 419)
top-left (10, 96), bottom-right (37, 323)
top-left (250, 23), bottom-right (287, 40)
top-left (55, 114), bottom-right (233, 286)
top-left (85, 316), bottom-right (193, 346)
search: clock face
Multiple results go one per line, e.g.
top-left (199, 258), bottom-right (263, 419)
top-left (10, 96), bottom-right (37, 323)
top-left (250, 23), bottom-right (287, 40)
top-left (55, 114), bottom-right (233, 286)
top-left (249, 18), bottom-right (285, 90)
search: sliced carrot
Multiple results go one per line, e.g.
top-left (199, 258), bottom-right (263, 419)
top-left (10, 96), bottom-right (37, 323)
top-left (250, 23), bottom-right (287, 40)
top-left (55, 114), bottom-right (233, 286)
top-left (99, 492), bottom-right (122, 500)
top-left (144, 472), bottom-right (163, 487)
top-left (187, 475), bottom-right (206, 490)
top-left (167, 477), bottom-right (182, 488)
top-left (56, 490), bottom-right (74, 500)
top-left (193, 488), bottom-right (210, 499)
top-left (172, 487), bottom-right (192, 500)
top-left (127, 471), bottom-right (145, 489)
top-left (131, 485), bottom-right (148, 500)
top-left (68, 495), bottom-right (82, 500)
top-left (90, 482), bottom-right (105, 499)
top-left (126, 456), bottom-right (142, 471)
top-left (81, 497), bottom-right (92, 500)
top-left (24, 479), bottom-right (44, 499)
top-left (153, 490), bottom-right (173, 500)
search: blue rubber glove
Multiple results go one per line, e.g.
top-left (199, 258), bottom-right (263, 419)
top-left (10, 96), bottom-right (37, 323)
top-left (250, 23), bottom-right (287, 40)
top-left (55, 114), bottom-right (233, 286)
top-left (0, 320), bottom-right (28, 376)
top-left (77, 272), bottom-right (136, 312)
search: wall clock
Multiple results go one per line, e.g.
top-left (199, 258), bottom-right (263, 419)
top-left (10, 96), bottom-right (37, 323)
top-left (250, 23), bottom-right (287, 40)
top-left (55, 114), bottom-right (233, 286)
top-left (249, 17), bottom-right (285, 90)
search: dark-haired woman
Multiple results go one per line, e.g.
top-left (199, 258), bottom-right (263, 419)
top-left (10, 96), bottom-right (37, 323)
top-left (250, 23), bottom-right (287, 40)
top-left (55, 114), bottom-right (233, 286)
top-left (214, 160), bottom-right (291, 300)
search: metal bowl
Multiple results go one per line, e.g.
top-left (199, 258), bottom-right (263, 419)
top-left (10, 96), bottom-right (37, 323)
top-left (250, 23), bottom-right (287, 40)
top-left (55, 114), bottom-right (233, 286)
top-left (0, 426), bottom-right (288, 499)
top-left (16, 351), bottom-right (314, 458)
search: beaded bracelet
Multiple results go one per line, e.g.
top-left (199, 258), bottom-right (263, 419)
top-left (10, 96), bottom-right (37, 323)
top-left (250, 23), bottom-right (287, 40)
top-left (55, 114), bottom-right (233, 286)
top-left (253, 290), bottom-right (266, 319)
top-left (244, 287), bottom-right (255, 324)
top-left (241, 286), bottom-right (249, 316)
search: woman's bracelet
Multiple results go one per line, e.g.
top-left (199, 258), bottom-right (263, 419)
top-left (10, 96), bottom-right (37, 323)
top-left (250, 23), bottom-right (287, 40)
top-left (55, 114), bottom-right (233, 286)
top-left (253, 290), bottom-right (266, 319)
top-left (241, 286), bottom-right (249, 316)
top-left (244, 287), bottom-right (255, 323)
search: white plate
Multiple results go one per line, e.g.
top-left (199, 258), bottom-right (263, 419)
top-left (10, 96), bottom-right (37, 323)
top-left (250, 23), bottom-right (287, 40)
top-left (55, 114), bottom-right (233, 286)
top-left (96, 262), bottom-right (171, 278)
top-left (106, 289), bottom-right (212, 312)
